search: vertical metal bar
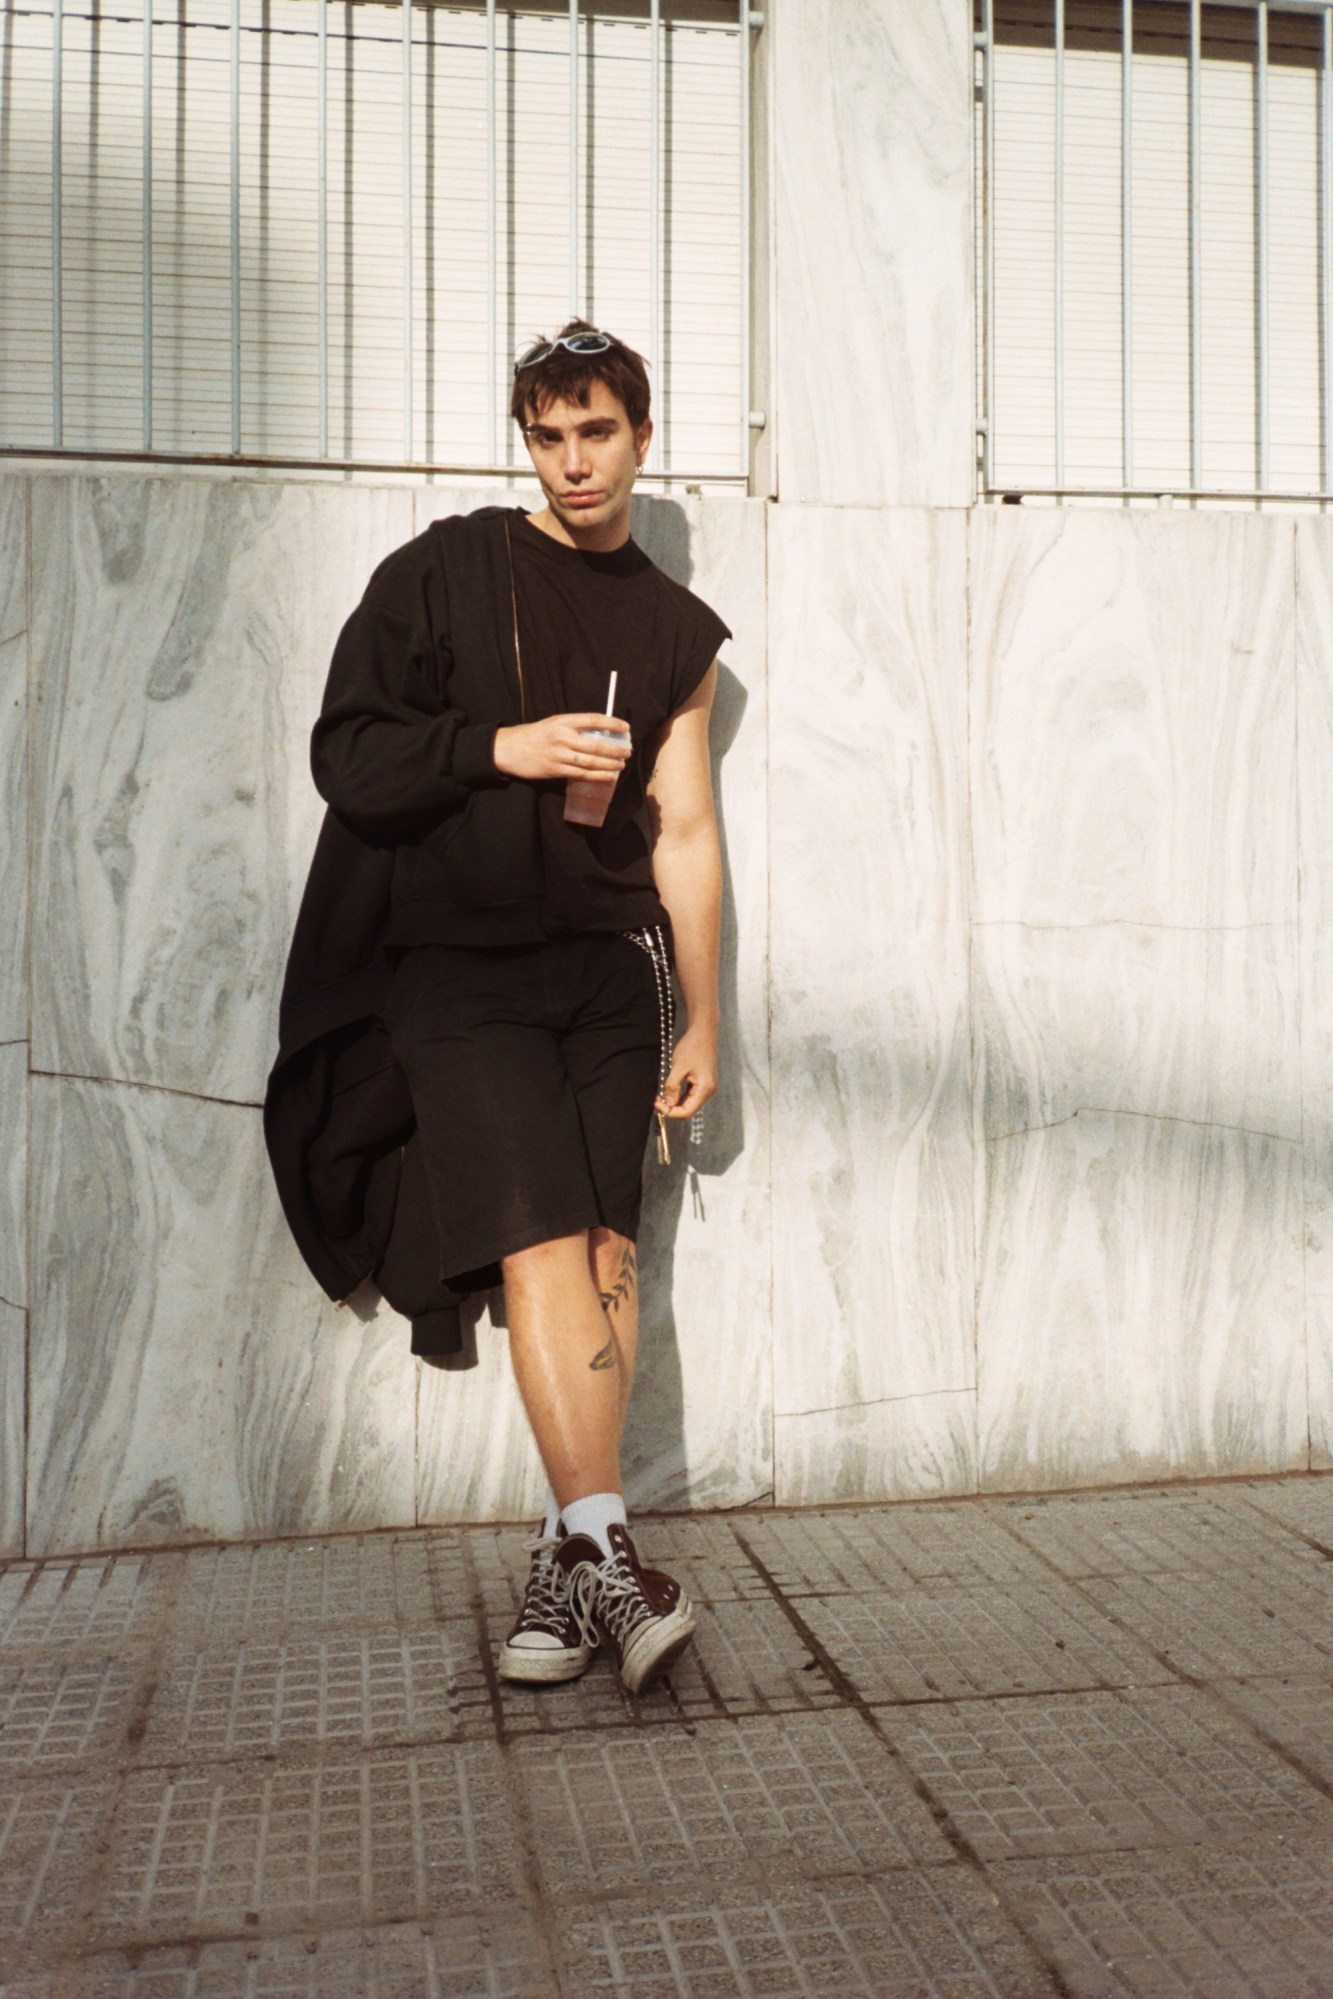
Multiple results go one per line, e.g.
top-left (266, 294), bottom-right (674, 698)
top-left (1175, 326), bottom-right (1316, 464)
top-left (1122, 0), bottom-right (1133, 487)
top-left (739, 0), bottom-right (751, 484)
top-left (318, 0), bottom-right (328, 458)
top-left (486, 0), bottom-right (497, 465)
top-left (230, 0), bottom-right (241, 453)
top-left (1323, 8), bottom-right (1332, 492)
top-left (569, 0), bottom-right (579, 313)
top-left (1189, 0), bottom-right (1202, 489)
top-left (51, 0), bottom-right (63, 444)
top-left (984, 0), bottom-right (995, 491)
top-left (142, 0), bottom-right (152, 448)
top-left (649, 0), bottom-right (661, 471)
top-left (1054, 0), bottom-right (1065, 486)
top-left (402, 0), bottom-right (413, 462)
top-left (1256, 0), bottom-right (1269, 491)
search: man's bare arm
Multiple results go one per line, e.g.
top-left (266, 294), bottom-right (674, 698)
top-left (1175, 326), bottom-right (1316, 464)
top-left (646, 659), bottom-right (721, 1118)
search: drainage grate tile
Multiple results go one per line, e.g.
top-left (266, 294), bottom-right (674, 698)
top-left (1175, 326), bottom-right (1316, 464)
top-left (89, 1742), bottom-right (522, 1945)
top-left (987, 1487), bottom-right (1320, 1584)
top-left (168, 1535), bottom-right (465, 1651)
top-left (0, 1657), bottom-right (147, 1776)
top-left (1077, 1569), bottom-right (1333, 1681)
top-left (553, 1868), bottom-right (1052, 1999)
top-left (0, 1778), bottom-right (116, 1966)
top-left (881, 1684), bottom-right (1333, 1863)
top-left (0, 1559), bottom-right (178, 1658)
top-left (797, 1581), bottom-right (1168, 1705)
top-left (736, 1506), bottom-right (1051, 1597)
top-left (140, 1622), bottom-right (489, 1762)
top-left (989, 1834), bottom-right (1333, 1998)
top-left (513, 1709), bottom-right (950, 1900)
top-left (15, 1912), bottom-right (556, 1998)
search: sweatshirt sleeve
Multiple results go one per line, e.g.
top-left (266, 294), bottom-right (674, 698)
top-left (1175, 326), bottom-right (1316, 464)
top-left (310, 549), bottom-right (507, 847)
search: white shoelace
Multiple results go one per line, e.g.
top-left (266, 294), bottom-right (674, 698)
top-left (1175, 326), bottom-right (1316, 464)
top-left (514, 1533), bottom-right (571, 1631)
top-left (568, 1548), bottom-right (654, 1651)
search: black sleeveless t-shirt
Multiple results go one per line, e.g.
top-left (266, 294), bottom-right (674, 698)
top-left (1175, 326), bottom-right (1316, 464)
top-left (504, 507), bottom-right (731, 937)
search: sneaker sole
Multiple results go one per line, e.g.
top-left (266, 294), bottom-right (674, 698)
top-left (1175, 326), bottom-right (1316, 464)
top-left (497, 1641), bottom-right (596, 1685)
top-left (618, 1600), bottom-right (697, 1694)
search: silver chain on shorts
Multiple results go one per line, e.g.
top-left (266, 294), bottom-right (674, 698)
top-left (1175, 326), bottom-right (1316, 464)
top-left (618, 924), bottom-right (703, 1164)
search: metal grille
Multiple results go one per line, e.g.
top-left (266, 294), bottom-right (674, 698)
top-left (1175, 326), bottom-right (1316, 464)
top-left (975, 0), bottom-right (1333, 503)
top-left (0, 0), bottom-right (758, 482)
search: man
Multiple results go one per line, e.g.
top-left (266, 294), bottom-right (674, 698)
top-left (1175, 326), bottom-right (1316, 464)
top-left (264, 322), bottom-right (730, 1696)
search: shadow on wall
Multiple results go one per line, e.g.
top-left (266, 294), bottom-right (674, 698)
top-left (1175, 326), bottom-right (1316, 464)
top-left (352, 493), bottom-right (750, 1502)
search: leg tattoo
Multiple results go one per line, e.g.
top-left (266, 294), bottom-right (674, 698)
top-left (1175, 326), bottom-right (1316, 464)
top-left (598, 1243), bottom-right (638, 1318)
top-left (589, 1337), bottom-right (616, 1371)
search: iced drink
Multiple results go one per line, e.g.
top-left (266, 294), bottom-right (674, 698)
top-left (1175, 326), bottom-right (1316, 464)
top-left (564, 722), bottom-right (631, 827)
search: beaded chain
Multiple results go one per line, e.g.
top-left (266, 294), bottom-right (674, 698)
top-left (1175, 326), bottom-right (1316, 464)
top-left (619, 924), bottom-right (703, 1164)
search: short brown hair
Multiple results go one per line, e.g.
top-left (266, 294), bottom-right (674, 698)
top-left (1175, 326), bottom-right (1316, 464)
top-left (510, 318), bottom-right (652, 434)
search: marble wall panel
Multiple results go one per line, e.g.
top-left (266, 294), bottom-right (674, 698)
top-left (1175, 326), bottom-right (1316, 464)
top-left (29, 474), bottom-right (414, 1104)
top-left (1, 478), bottom-right (27, 1042)
top-left (27, 1075), bottom-right (418, 1557)
top-left (0, 1043), bottom-right (25, 1556)
top-left (418, 495), bottom-right (773, 1519)
top-left (970, 507), bottom-right (1306, 1491)
top-left (768, 506), bottom-right (975, 1509)
top-left (772, 0), bottom-right (974, 508)
top-left (774, 1392), bottom-right (976, 1509)
top-left (1296, 519), bottom-right (1333, 1468)
top-left (970, 508), bottom-right (1298, 927)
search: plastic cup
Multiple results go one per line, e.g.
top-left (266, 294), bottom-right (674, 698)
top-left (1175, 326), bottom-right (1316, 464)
top-left (563, 723), bottom-right (631, 827)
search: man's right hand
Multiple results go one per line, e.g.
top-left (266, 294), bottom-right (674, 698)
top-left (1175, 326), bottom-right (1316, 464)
top-left (492, 714), bottom-right (633, 784)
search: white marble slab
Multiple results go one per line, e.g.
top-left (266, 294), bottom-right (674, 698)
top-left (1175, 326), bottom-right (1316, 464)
top-left (1, 1041), bottom-right (25, 1315)
top-left (772, 0), bottom-right (974, 507)
top-left (0, 1300), bottom-right (22, 1557)
top-left (1, 478), bottom-right (27, 1044)
top-left (976, 1110), bottom-right (1307, 1492)
top-left (419, 494), bottom-right (773, 1520)
top-left (26, 1075), bottom-right (418, 1557)
top-left (970, 508), bottom-right (1299, 927)
top-left (971, 505), bottom-right (1306, 1492)
top-left (775, 1392), bottom-right (976, 1509)
top-left (1296, 519), bottom-right (1333, 1469)
top-left (768, 506), bottom-right (975, 1509)
top-left (29, 474), bottom-right (414, 1103)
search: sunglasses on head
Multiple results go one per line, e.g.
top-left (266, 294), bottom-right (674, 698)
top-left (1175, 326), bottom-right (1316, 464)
top-left (513, 330), bottom-right (619, 373)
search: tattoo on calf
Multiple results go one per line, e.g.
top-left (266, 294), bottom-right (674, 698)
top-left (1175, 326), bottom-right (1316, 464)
top-left (589, 1338), bottom-right (616, 1371)
top-left (598, 1244), bottom-right (638, 1318)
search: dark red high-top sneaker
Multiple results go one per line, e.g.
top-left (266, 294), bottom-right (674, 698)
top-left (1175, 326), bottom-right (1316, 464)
top-left (497, 1527), bottom-right (597, 1684)
top-left (555, 1521), bottom-right (696, 1694)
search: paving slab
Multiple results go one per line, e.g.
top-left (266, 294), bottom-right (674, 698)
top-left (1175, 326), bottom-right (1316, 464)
top-left (0, 1655), bottom-right (149, 1778)
top-left (166, 1534), bottom-right (465, 1652)
top-left (1075, 1568), bottom-right (1333, 1681)
top-left (0, 1776), bottom-right (117, 1975)
top-left (0, 1556), bottom-right (181, 1659)
top-left (984, 1487), bottom-right (1321, 1583)
top-left (1223, 1475), bottom-right (1333, 1550)
top-left (737, 1505), bottom-right (1053, 1596)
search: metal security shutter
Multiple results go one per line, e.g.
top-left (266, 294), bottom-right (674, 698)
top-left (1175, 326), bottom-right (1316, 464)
top-left (978, 0), bottom-right (1326, 498)
top-left (0, 0), bottom-right (744, 475)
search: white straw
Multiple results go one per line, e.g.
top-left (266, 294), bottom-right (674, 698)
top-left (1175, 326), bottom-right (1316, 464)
top-left (606, 670), bottom-right (618, 718)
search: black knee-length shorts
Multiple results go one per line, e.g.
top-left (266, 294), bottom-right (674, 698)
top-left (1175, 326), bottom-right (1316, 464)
top-left (380, 926), bottom-right (670, 1284)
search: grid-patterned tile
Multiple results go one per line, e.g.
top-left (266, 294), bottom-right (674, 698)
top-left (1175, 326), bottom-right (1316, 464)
top-left (1224, 1475), bottom-right (1333, 1550)
top-left (0, 1558), bottom-right (178, 1658)
top-left (987, 1487), bottom-right (1317, 1584)
top-left (0, 1778), bottom-right (116, 1963)
top-left (167, 1534), bottom-right (463, 1651)
top-left (514, 1710), bottom-right (950, 1899)
top-left (797, 1581), bottom-right (1168, 1705)
top-left (90, 1742), bottom-right (522, 1944)
top-left (881, 1685), bottom-right (1333, 1862)
top-left (141, 1622), bottom-right (490, 1761)
top-left (0, 1656), bottom-right (147, 1776)
top-left (554, 1869), bottom-right (1051, 1998)
top-left (1210, 1676), bottom-right (1333, 1788)
top-left (990, 1835), bottom-right (1333, 1998)
top-left (737, 1505), bottom-right (1052, 1597)
top-left (24, 1913), bottom-right (557, 1998)
top-left (1077, 1568), bottom-right (1333, 1680)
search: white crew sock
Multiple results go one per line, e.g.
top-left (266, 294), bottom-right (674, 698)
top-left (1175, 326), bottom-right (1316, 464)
top-left (560, 1491), bottom-right (627, 1560)
top-left (540, 1488), bottom-right (562, 1539)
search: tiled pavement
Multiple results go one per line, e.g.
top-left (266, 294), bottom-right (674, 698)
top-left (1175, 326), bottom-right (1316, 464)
top-left (0, 1475), bottom-right (1330, 1997)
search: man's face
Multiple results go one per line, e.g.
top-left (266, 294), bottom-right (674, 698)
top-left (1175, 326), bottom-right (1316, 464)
top-left (520, 379), bottom-right (652, 538)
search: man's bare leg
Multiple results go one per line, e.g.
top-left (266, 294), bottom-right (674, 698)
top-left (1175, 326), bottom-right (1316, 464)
top-left (503, 1229), bottom-right (635, 1509)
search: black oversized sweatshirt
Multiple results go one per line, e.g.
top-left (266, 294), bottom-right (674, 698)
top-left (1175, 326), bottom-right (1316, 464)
top-left (262, 503), bottom-right (728, 1358)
